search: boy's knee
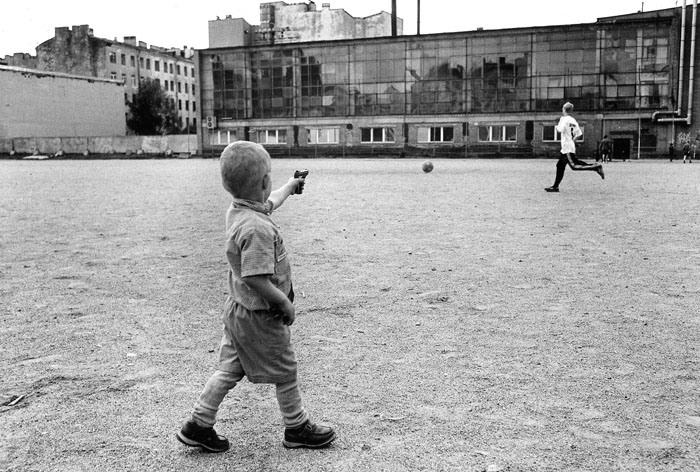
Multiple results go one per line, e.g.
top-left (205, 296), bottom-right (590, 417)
top-left (213, 369), bottom-right (244, 387)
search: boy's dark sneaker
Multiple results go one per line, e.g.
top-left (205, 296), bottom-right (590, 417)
top-left (283, 420), bottom-right (336, 449)
top-left (544, 186), bottom-right (559, 192)
top-left (176, 420), bottom-right (230, 453)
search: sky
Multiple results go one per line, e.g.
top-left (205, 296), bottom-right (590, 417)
top-left (0, 0), bottom-right (681, 56)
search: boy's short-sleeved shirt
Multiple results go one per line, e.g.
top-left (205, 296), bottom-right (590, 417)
top-left (557, 115), bottom-right (581, 154)
top-left (225, 198), bottom-right (292, 311)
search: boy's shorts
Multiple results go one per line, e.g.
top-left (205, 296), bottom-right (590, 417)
top-left (218, 297), bottom-right (298, 384)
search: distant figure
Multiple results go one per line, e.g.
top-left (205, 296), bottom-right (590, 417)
top-left (683, 140), bottom-right (693, 163)
top-left (669, 142), bottom-right (675, 162)
top-left (598, 135), bottom-right (612, 163)
top-left (545, 102), bottom-right (604, 193)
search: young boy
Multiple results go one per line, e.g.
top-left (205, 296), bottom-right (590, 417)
top-left (545, 102), bottom-right (605, 192)
top-left (177, 141), bottom-right (336, 452)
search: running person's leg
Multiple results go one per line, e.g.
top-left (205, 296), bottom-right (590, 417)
top-left (545, 155), bottom-right (568, 191)
top-left (567, 153), bottom-right (604, 179)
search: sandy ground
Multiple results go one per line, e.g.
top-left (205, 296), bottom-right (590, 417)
top-left (1, 158), bottom-right (698, 472)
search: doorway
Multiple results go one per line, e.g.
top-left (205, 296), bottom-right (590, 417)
top-left (612, 138), bottom-right (631, 161)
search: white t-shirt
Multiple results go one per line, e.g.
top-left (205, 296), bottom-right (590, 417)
top-left (556, 115), bottom-right (582, 154)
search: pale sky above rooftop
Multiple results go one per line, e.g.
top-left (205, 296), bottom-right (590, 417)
top-left (0, 0), bottom-right (680, 56)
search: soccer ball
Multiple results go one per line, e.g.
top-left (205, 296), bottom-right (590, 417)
top-left (422, 160), bottom-right (434, 173)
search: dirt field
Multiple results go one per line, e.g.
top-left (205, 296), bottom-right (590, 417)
top-left (1, 158), bottom-right (698, 472)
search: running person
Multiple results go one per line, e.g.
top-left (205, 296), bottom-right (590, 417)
top-left (545, 102), bottom-right (604, 192)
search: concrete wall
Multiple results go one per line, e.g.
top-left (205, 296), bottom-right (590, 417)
top-left (0, 135), bottom-right (197, 155)
top-left (209, 17), bottom-right (251, 48)
top-left (275, 5), bottom-right (400, 43)
top-left (0, 66), bottom-right (126, 139)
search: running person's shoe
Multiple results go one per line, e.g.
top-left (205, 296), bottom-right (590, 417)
top-left (544, 187), bottom-right (559, 192)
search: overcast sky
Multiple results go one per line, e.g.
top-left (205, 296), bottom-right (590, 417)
top-left (0, 0), bottom-right (680, 56)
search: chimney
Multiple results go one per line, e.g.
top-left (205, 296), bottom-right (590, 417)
top-left (391, 0), bottom-right (397, 36)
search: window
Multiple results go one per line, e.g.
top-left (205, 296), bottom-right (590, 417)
top-left (478, 125), bottom-right (517, 142)
top-left (307, 128), bottom-right (340, 144)
top-left (192, 84), bottom-right (196, 95)
top-left (177, 65), bottom-right (181, 75)
top-left (178, 99), bottom-right (182, 110)
top-left (110, 72), bottom-right (117, 80)
top-left (121, 54), bottom-right (126, 65)
top-left (169, 63), bottom-right (173, 73)
top-left (177, 82), bottom-right (182, 93)
top-left (146, 58), bottom-right (151, 70)
top-left (191, 67), bottom-right (195, 77)
top-left (361, 127), bottom-right (395, 143)
top-left (185, 101), bottom-right (189, 111)
top-left (257, 129), bottom-right (287, 144)
top-left (417, 126), bottom-right (454, 143)
top-left (139, 57), bottom-right (144, 68)
top-left (131, 75), bottom-right (137, 87)
top-left (184, 67), bottom-right (188, 77)
top-left (155, 60), bottom-right (160, 72)
top-left (156, 78), bottom-right (160, 86)
top-left (185, 83), bottom-right (189, 94)
top-left (121, 73), bottom-right (126, 83)
top-left (542, 124), bottom-right (585, 142)
top-left (171, 80), bottom-right (174, 90)
top-left (130, 55), bottom-right (135, 67)
top-left (109, 52), bottom-right (117, 63)
top-left (193, 102), bottom-right (196, 112)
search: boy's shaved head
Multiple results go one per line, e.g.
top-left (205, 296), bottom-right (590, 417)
top-left (220, 141), bottom-right (271, 197)
top-left (563, 102), bottom-right (574, 113)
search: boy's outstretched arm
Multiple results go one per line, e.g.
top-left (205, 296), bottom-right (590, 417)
top-left (242, 274), bottom-right (295, 325)
top-left (267, 176), bottom-right (305, 212)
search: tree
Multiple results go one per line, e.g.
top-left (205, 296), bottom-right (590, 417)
top-left (126, 78), bottom-right (179, 135)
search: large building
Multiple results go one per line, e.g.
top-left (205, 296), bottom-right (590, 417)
top-left (33, 25), bottom-right (197, 132)
top-left (195, 3), bottom-right (700, 159)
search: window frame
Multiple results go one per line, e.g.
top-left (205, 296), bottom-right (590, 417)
top-left (257, 129), bottom-right (288, 145)
top-left (307, 127), bottom-right (340, 144)
top-left (477, 124), bottom-right (518, 142)
top-left (360, 127), bottom-right (395, 143)
top-left (417, 126), bottom-right (455, 143)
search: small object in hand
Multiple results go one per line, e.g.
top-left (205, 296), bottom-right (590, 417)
top-left (294, 169), bottom-right (309, 194)
top-left (422, 161), bottom-right (434, 173)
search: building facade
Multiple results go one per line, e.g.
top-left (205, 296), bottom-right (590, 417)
top-left (0, 65), bottom-right (125, 139)
top-left (196, 5), bottom-right (700, 159)
top-left (209, 1), bottom-right (401, 48)
top-left (35, 25), bottom-right (197, 132)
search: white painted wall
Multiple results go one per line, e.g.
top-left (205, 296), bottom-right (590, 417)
top-left (0, 66), bottom-right (126, 139)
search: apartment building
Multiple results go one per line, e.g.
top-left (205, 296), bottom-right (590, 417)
top-left (35, 25), bottom-right (197, 132)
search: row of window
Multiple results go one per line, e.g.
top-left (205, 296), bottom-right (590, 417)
top-left (124, 91), bottom-right (196, 114)
top-left (205, 22), bottom-right (673, 118)
top-left (210, 125), bottom-right (581, 145)
top-left (109, 51), bottom-right (194, 77)
top-left (109, 73), bottom-right (197, 97)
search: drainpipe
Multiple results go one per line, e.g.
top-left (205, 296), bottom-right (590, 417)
top-left (655, 0), bottom-right (697, 125)
top-left (686, 0), bottom-right (697, 125)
